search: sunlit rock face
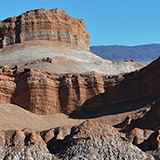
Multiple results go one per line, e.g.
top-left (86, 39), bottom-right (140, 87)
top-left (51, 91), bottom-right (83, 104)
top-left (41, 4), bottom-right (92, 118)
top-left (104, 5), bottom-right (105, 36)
top-left (0, 8), bottom-right (90, 50)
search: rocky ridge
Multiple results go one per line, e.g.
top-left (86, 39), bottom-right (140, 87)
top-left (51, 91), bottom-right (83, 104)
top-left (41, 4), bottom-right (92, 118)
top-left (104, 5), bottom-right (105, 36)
top-left (0, 58), bottom-right (159, 116)
top-left (103, 57), bottom-right (160, 105)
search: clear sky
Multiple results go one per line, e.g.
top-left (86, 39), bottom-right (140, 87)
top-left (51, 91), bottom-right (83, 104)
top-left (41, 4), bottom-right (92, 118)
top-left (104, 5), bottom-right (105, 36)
top-left (0, 0), bottom-right (160, 46)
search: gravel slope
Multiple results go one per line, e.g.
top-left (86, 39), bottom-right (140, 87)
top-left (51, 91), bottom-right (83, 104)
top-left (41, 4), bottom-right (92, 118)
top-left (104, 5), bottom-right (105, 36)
top-left (0, 40), bottom-right (144, 75)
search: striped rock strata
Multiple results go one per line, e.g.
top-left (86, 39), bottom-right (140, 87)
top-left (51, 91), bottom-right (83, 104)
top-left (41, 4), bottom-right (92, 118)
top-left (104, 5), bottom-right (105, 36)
top-left (0, 67), bottom-right (123, 114)
top-left (0, 57), bottom-right (159, 115)
top-left (0, 8), bottom-right (90, 50)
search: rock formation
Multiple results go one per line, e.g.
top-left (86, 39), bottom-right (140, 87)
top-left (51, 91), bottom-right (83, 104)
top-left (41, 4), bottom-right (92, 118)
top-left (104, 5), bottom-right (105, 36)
top-left (0, 57), bottom-right (159, 115)
top-left (0, 40), bottom-right (144, 75)
top-left (0, 8), bottom-right (90, 50)
top-left (0, 67), bottom-right (123, 114)
top-left (0, 8), bottom-right (160, 160)
top-left (103, 57), bottom-right (160, 105)
top-left (0, 120), bottom-right (154, 159)
top-left (0, 128), bottom-right (57, 159)
top-left (121, 98), bottom-right (160, 132)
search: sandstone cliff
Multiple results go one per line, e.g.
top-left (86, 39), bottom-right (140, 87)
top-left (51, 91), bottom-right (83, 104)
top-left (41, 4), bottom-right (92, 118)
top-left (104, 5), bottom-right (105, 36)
top-left (0, 58), bottom-right (159, 115)
top-left (0, 8), bottom-right (159, 160)
top-left (0, 67), bottom-right (123, 114)
top-left (0, 9), bottom-right (144, 75)
top-left (0, 8), bottom-right (90, 50)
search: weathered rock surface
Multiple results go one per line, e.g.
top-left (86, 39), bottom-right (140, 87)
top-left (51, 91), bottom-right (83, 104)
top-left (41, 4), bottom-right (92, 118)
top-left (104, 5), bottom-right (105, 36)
top-left (126, 129), bottom-right (160, 160)
top-left (0, 7), bottom-right (159, 160)
top-left (121, 98), bottom-right (160, 132)
top-left (0, 9), bottom-right (144, 75)
top-left (0, 67), bottom-right (124, 114)
top-left (101, 57), bottom-right (160, 108)
top-left (0, 8), bottom-right (90, 50)
top-left (0, 58), bottom-right (159, 115)
top-left (0, 120), bottom-right (154, 160)
top-left (126, 128), bottom-right (154, 146)
top-left (0, 129), bottom-right (58, 160)
top-left (56, 120), bottom-right (153, 159)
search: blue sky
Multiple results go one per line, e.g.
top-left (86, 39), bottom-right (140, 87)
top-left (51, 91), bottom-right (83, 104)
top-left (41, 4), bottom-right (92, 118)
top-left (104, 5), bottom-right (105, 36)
top-left (0, 0), bottom-right (160, 46)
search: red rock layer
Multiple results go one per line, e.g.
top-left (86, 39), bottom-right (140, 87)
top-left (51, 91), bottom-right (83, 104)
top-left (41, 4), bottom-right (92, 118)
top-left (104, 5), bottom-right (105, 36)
top-left (0, 67), bottom-right (123, 114)
top-left (0, 57), bottom-right (159, 115)
top-left (0, 9), bottom-right (90, 50)
top-left (104, 57), bottom-right (160, 105)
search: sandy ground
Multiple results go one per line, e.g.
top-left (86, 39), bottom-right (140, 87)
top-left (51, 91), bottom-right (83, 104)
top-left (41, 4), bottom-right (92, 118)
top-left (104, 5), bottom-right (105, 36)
top-left (0, 103), bottom-right (84, 131)
top-left (0, 101), bottom-right (150, 132)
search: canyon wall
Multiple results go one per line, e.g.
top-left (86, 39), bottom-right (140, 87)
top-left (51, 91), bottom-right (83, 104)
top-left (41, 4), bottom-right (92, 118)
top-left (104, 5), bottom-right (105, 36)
top-left (0, 67), bottom-right (123, 114)
top-left (0, 9), bottom-right (90, 50)
top-left (104, 57), bottom-right (160, 105)
top-left (0, 58), bottom-right (159, 115)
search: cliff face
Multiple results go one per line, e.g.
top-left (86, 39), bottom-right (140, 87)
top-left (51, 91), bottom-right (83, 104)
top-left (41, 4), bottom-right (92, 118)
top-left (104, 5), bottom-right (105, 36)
top-left (0, 67), bottom-right (123, 114)
top-left (0, 58), bottom-right (159, 115)
top-left (104, 57), bottom-right (160, 105)
top-left (0, 9), bottom-right (90, 50)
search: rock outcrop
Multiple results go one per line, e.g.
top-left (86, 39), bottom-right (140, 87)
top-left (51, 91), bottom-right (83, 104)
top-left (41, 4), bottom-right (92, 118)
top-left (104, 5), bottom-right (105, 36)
top-left (1, 7), bottom-right (160, 160)
top-left (0, 40), bottom-right (144, 75)
top-left (0, 58), bottom-right (159, 115)
top-left (0, 8), bottom-right (90, 50)
top-left (0, 120), bottom-right (154, 159)
top-left (104, 57), bottom-right (160, 105)
top-left (55, 120), bottom-right (153, 159)
top-left (0, 128), bottom-right (56, 159)
top-left (0, 67), bottom-right (123, 114)
top-left (121, 98), bottom-right (160, 132)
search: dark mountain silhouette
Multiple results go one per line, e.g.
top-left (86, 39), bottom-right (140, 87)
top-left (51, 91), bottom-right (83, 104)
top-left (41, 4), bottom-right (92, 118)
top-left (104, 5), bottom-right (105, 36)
top-left (90, 44), bottom-right (160, 64)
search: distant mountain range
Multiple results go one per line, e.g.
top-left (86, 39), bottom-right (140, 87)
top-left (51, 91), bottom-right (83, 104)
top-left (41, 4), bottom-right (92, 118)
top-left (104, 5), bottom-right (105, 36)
top-left (90, 44), bottom-right (160, 64)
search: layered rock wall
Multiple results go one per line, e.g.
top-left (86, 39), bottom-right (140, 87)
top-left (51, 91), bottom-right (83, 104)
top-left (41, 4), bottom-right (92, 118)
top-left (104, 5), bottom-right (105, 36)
top-left (0, 9), bottom-right (90, 50)
top-left (0, 67), bottom-right (122, 114)
top-left (104, 57), bottom-right (160, 104)
top-left (0, 58), bottom-right (159, 115)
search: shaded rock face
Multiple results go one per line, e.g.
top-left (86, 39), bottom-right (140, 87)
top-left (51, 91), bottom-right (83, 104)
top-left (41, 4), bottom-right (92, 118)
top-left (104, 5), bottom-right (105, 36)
top-left (0, 120), bottom-right (153, 160)
top-left (124, 127), bottom-right (160, 160)
top-left (121, 98), bottom-right (160, 132)
top-left (118, 99), bottom-right (160, 159)
top-left (104, 57), bottom-right (160, 105)
top-left (126, 128), bottom-right (154, 146)
top-left (0, 8), bottom-right (90, 50)
top-left (0, 67), bottom-right (123, 114)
